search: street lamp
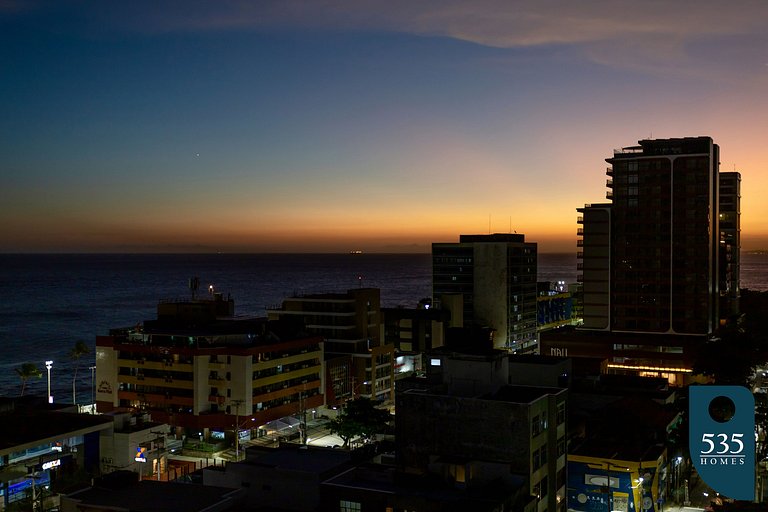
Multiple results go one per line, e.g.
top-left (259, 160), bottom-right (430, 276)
top-left (45, 360), bottom-right (53, 404)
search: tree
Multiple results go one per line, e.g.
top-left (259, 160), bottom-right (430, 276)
top-left (328, 397), bottom-right (391, 448)
top-left (70, 341), bottom-right (91, 405)
top-left (15, 363), bottom-right (42, 396)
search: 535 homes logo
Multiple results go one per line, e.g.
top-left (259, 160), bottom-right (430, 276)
top-left (690, 386), bottom-right (755, 500)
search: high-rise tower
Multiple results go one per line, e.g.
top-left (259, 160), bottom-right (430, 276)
top-left (579, 137), bottom-right (729, 335)
top-left (543, 137), bottom-right (741, 383)
top-left (433, 234), bottom-right (538, 352)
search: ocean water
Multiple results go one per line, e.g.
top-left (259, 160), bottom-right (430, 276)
top-left (0, 252), bottom-right (765, 401)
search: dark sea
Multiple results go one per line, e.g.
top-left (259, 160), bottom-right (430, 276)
top-left (1, 252), bottom-right (766, 401)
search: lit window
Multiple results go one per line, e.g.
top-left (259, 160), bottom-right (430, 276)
top-left (340, 500), bottom-right (361, 512)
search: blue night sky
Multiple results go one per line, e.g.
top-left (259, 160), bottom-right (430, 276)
top-left (2, 1), bottom-right (767, 252)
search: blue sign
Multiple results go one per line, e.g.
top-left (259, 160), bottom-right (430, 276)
top-left (690, 386), bottom-right (755, 500)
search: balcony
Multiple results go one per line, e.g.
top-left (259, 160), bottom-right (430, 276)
top-left (606, 166), bottom-right (614, 176)
top-left (577, 216), bottom-right (583, 224)
top-left (208, 377), bottom-right (227, 386)
top-left (606, 179), bottom-right (613, 188)
top-left (208, 395), bottom-right (226, 405)
top-left (577, 228), bottom-right (584, 236)
top-left (576, 240), bottom-right (584, 247)
top-left (577, 263), bottom-right (583, 270)
top-left (577, 274), bottom-right (584, 282)
top-left (577, 251), bottom-right (583, 259)
top-left (606, 191), bottom-right (613, 200)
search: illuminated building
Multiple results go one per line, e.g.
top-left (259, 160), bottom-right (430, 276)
top-left (432, 234), bottom-right (538, 353)
top-left (0, 397), bottom-right (113, 509)
top-left (95, 294), bottom-right (324, 438)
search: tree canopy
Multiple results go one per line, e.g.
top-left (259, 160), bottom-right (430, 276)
top-left (15, 363), bottom-right (43, 396)
top-left (328, 397), bottom-right (391, 448)
top-left (70, 340), bottom-right (91, 404)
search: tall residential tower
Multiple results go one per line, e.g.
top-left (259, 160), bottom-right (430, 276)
top-left (544, 137), bottom-right (740, 383)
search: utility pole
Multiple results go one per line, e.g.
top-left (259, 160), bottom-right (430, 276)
top-left (232, 399), bottom-right (244, 460)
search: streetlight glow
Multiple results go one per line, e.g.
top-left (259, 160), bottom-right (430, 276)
top-left (45, 360), bottom-right (53, 403)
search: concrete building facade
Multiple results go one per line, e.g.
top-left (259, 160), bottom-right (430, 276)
top-left (433, 234), bottom-right (538, 352)
top-left (398, 349), bottom-right (568, 512)
top-left (267, 288), bottom-right (395, 404)
top-left (96, 295), bottom-right (324, 436)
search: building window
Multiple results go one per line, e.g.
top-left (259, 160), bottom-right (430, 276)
top-left (557, 436), bottom-right (566, 457)
top-left (532, 415), bottom-right (540, 436)
top-left (556, 402), bottom-right (566, 425)
top-left (339, 500), bottom-right (361, 512)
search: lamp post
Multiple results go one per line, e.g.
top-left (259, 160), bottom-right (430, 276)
top-left (45, 360), bottom-right (53, 404)
top-left (89, 365), bottom-right (96, 413)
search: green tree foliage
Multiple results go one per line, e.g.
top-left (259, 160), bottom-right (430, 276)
top-left (69, 340), bottom-right (91, 404)
top-left (328, 397), bottom-right (391, 448)
top-left (15, 363), bottom-right (42, 396)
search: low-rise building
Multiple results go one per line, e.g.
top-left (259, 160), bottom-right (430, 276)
top-left (268, 288), bottom-right (395, 405)
top-left (98, 411), bottom-right (172, 479)
top-left (398, 346), bottom-right (568, 512)
top-left (0, 397), bottom-right (113, 510)
top-left (61, 471), bottom-right (245, 512)
top-left (96, 294), bottom-right (324, 440)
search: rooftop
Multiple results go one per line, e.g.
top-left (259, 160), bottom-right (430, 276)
top-left (484, 385), bottom-right (565, 404)
top-left (66, 478), bottom-right (244, 512)
top-left (0, 399), bottom-right (113, 455)
top-left (323, 463), bottom-right (527, 509)
top-left (244, 445), bottom-right (352, 474)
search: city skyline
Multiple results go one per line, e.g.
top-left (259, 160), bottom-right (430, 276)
top-left (2, 1), bottom-right (768, 253)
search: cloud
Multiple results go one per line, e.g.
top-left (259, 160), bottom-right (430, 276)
top-left (69, 0), bottom-right (764, 77)
top-left (113, 1), bottom-right (767, 46)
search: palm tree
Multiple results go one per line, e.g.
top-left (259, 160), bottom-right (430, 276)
top-left (15, 363), bottom-right (42, 396)
top-left (70, 341), bottom-right (91, 405)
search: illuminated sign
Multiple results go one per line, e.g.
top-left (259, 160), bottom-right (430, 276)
top-left (42, 459), bottom-right (61, 470)
top-left (135, 446), bottom-right (147, 462)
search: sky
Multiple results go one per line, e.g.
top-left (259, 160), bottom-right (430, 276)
top-left (1, 1), bottom-right (767, 253)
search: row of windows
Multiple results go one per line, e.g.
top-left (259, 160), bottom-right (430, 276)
top-left (256, 387), bottom-right (320, 412)
top-left (119, 351), bottom-right (194, 365)
top-left (253, 359), bottom-right (321, 380)
top-left (254, 374), bottom-right (321, 397)
top-left (119, 383), bottom-right (194, 398)
top-left (119, 367), bottom-right (193, 382)
top-left (252, 345), bottom-right (321, 363)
